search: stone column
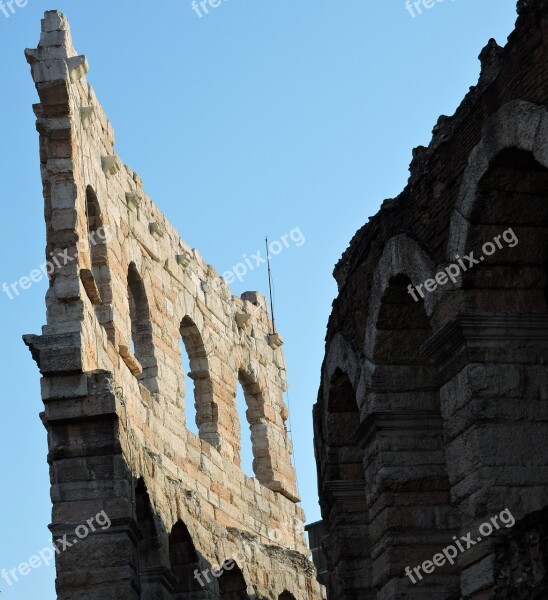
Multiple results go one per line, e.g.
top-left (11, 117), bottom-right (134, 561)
top-left (24, 350), bottom-right (141, 600)
top-left (322, 480), bottom-right (372, 600)
top-left (423, 313), bottom-right (548, 599)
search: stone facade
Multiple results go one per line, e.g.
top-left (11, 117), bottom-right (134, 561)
top-left (24, 11), bottom-right (323, 600)
top-left (311, 1), bottom-right (548, 599)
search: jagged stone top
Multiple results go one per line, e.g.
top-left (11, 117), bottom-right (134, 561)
top-left (333, 0), bottom-right (545, 290)
top-left (23, 9), bottom-right (250, 307)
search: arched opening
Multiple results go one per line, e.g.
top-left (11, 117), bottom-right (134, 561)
top-left (325, 368), bottom-right (362, 482)
top-left (180, 316), bottom-right (218, 447)
top-left (85, 186), bottom-right (104, 269)
top-left (462, 148), bottom-right (548, 312)
top-left (81, 186), bottom-right (109, 306)
top-left (365, 274), bottom-right (457, 597)
top-left (127, 263), bottom-right (157, 392)
top-left (236, 381), bottom-right (254, 478)
top-left (218, 561), bottom-right (249, 600)
top-left (279, 592), bottom-right (296, 600)
top-left (444, 143), bottom-right (548, 590)
top-left (135, 479), bottom-right (161, 567)
top-left (236, 370), bottom-right (273, 484)
top-left (321, 367), bottom-right (369, 600)
top-left (135, 479), bottom-right (166, 597)
top-left (169, 521), bottom-right (202, 596)
top-left (179, 337), bottom-right (199, 436)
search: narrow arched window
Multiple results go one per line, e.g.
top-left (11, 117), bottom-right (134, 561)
top-left (236, 370), bottom-right (273, 484)
top-left (81, 186), bottom-right (107, 305)
top-left (180, 316), bottom-right (219, 448)
top-left (236, 379), bottom-right (254, 478)
top-left (127, 263), bottom-right (157, 393)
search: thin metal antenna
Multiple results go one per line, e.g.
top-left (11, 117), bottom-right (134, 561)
top-left (265, 236), bottom-right (276, 335)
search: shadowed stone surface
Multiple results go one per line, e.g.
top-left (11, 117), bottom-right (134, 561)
top-left (311, 1), bottom-right (548, 599)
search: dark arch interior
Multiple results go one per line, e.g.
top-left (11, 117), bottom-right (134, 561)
top-left (374, 274), bottom-right (432, 366)
top-left (135, 479), bottom-right (161, 569)
top-left (169, 521), bottom-right (202, 595)
top-left (366, 273), bottom-right (456, 594)
top-left (465, 148), bottom-right (548, 311)
top-left (218, 561), bottom-right (250, 599)
top-left (472, 149), bottom-right (548, 226)
top-left (83, 186), bottom-right (108, 304)
top-left (325, 368), bottom-right (362, 482)
top-left (85, 185), bottom-right (102, 231)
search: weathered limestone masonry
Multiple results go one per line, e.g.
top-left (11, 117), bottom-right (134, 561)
top-left (23, 11), bottom-right (323, 600)
top-left (311, 1), bottom-right (548, 599)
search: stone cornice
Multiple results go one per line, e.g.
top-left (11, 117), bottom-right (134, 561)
top-left (355, 410), bottom-right (443, 449)
top-left (323, 479), bottom-right (366, 503)
top-left (421, 314), bottom-right (548, 382)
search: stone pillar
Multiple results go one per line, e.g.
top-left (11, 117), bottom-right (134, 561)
top-left (23, 347), bottom-right (141, 599)
top-left (356, 401), bottom-right (460, 600)
top-left (322, 480), bottom-right (372, 600)
top-left (423, 313), bottom-right (548, 599)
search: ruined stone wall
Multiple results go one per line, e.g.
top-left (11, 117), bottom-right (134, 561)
top-left (24, 11), bottom-right (323, 600)
top-left (312, 1), bottom-right (548, 599)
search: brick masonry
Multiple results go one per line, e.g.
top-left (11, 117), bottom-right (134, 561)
top-left (24, 11), bottom-right (324, 600)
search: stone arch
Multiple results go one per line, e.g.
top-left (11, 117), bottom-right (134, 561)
top-left (321, 333), bottom-right (362, 482)
top-left (324, 368), bottom-right (361, 482)
top-left (135, 479), bottom-right (162, 566)
top-left (236, 367), bottom-right (273, 484)
top-left (318, 336), bottom-right (369, 600)
top-left (135, 479), bottom-right (168, 596)
top-left (450, 101), bottom-right (548, 233)
top-left (447, 101), bottom-right (548, 313)
top-left (218, 560), bottom-right (250, 600)
top-left (81, 185), bottom-right (112, 311)
top-left (324, 333), bottom-right (361, 395)
top-left (440, 99), bottom-right (548, 588)
top-left (363, 234), bottom-right (437, 363)
top-left (127, 262), bottom-right (158, 393)
top-left (278, 592), bottom-right (296, 600)
top-left (84, 186), bottom-right (104, 273)
top-left (360, 238), bottom-right (458, 598)
top-left (168, 520), bottom-right (203, 597)
top-left (180, 315), bottom-right (219, 448)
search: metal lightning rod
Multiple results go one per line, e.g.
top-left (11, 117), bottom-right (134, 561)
top-left (265, 237), bottom-right (276, 335)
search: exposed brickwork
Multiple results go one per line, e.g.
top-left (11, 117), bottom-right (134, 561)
top-left (24, 11), bottom-right (323, 600)
top-left (312, 1), bottom-right (548, 599)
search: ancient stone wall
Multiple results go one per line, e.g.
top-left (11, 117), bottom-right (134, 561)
top-left (24, 11), bottom-right (323, 600)
top-left (311, 1), bottom-right (548, 599)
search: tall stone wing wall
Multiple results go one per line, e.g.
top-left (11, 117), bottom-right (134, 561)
top-left (24, 11), bottom-right (323, 600)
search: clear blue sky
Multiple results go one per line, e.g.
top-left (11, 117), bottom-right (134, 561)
top-left (0, 0), bottom-right (518, 597)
